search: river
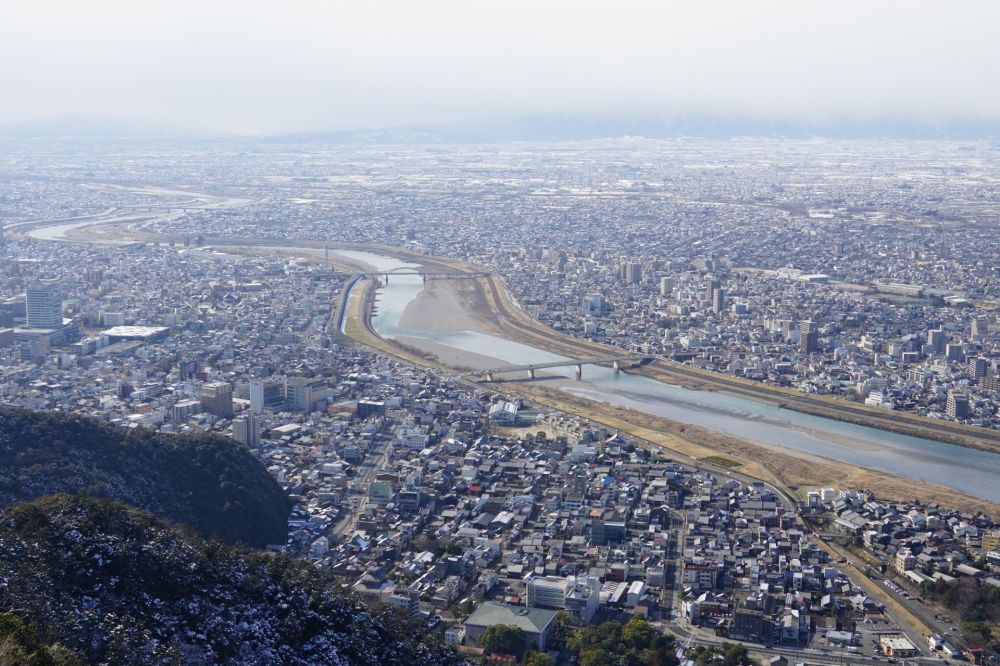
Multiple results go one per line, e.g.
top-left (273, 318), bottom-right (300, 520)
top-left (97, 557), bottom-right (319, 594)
top-left (336, 249), bottom-right (1000, 502)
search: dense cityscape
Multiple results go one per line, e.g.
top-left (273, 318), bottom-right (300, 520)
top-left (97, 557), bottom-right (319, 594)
top-left (0, 137), bottom-right (997, 665)
top-left (2, 1), bottom-right (999, 663)
top-left (8, 139), bottom-right (995, 426)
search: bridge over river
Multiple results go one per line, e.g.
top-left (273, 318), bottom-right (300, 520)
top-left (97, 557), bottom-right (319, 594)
top-left (471, 354), bottom-right (653, 381)
top-left (369, 267), bottom-right (490, 283)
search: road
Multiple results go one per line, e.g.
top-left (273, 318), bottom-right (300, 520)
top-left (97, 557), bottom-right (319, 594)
top-left (331, 447), bottom-right (388, 539)
top-left (666, 620), bottom-right (941, 666)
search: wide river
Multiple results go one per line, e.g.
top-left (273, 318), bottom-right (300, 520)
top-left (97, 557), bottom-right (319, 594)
top-left (338, 250), bottom-right (1000, 502)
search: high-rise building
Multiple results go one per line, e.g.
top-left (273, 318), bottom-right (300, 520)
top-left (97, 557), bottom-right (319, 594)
top-left (201, 381), bottom-right (234, 418)
top-left (626, 262), bottom-right (642, 285)
top-left (233, 412), bottom-right (260, 447)
top-left (946, 392), bottom-right (970, 420)
top-left (969, 357), bottom-right (989, 380)
top-left (945, 343), bottom-right (964, 363)
top-left (660, 277), bottom-right (674, 297)
top-left (582, 294), bottom-right (604, 317)
top-left (799, 320), bottom-right (819, 354)
top-left (25, 281), bottom-right (63, 329)
top-left (972, 316), bottom-right (990, 340)
top-left (706, 278), bottom-right (721, 302)
top-left (618, 261), bottom-right (642, 285)
top-left (285, 376), bottom-right (330, 411)
top-left (927, 328), bottom-right (946, 354)
top-left (250, 378), bottom-right (285, 414)
top-left (711, 288), bottom-right (726, 315)
top-left (178, 359), bottom-right (198, 380)
top-left (552, 251), bottom-right (567, 270)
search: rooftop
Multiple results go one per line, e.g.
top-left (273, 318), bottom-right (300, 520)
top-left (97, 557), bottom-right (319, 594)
top-left (464, 602), bottom-right (557, 634)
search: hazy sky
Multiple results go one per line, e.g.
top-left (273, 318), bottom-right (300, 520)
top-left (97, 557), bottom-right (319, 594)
top-left (2, 1), bottom-right (998, 135)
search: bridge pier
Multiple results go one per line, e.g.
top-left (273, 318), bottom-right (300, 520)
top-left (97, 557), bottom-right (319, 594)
top-left (613, 360), bottom-right (621, 375)
top-left (529, 368), bottom-right (536, 379)
top-left (485, 372), bottom-right (493, 382)
top-left (575, 364), bottom-right (582, 380)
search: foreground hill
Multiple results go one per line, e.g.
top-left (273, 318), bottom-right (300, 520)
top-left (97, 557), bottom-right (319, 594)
top-left (0, 495), bottom-right (467, 665)
top-left (0, 612), bottom-right (81, 665)
top-left (0, 406), bottom-right (290, 547)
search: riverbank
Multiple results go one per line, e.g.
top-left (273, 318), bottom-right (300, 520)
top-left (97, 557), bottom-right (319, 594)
top-left (503, 381), bottom-right (1000, 516)
top-left (464, 270), bottom-right (1000, 455)
top-left (347, 270), bottom-right (1000, 515)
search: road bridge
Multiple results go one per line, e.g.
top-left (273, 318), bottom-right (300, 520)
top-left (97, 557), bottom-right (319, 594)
top-left (472, 354), bottom-right (653, 381)
top-left (372, 267), bottom-right (491, 283)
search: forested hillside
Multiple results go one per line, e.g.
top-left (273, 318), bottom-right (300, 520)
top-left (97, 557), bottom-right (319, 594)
top-left (0, 495), bottom-right (467, 666)
top-left (0, 406), bottom-right (291, 547)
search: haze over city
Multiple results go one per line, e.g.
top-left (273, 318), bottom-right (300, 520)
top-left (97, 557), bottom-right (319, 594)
top-left (2, 1), bottom-right (1000, 135)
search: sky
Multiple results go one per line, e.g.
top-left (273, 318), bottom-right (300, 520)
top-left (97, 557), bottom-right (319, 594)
top-left (1, 0), bottom-right (998, 135)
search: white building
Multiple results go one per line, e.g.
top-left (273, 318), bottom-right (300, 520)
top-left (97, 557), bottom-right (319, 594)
top-left (25, 281), bottom-right (63, 329)
top-left (488, 401), bottom-right (519, 425)
top-left (526, 575), bottom-right (600, 624)
top-left (233, 412), bottom-right (261, 447)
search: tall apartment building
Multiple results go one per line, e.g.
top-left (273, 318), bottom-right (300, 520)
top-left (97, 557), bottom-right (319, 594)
top-left (970, 357), bottom-right (990, 380)
top-left (201, 381), bottom-right (234, 418)
top-left (706, 278), bottom-right (721, 302)
top-left (711, 287), bottom-right (726, 315)
top-left (232, 412), bottom-right (260, 447)
top-left (972, 316), bottom-right (990, 340)
top-left (799, 320), bottom-right (819, 354)
top-left (660, 277), bottom-right (674, 297)
top-left (927, 328), bottom-right (946, 354)
top-left (25, 281), bottom-right (63, 329)
top-left (620, 262), bottom-right (642, 285)
top-left (946, 391), bottom-right (970, 420)
top-left (945, 343), bottom-right (964, 362)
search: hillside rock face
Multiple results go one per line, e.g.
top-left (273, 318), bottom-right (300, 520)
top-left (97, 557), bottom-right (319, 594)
top-left (0, 496), bottom-right (468, 666)
top-left (0, 406), bottom-right (291, 547)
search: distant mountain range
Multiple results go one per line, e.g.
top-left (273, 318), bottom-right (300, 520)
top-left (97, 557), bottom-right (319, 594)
top-left (2, 113), bottom-right (999, 143)
top-left (268, 114), bottom-right (1000, 144)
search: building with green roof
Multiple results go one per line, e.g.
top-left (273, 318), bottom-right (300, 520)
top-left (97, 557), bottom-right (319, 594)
top-left (463, 601), bottom-right (557, 651)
